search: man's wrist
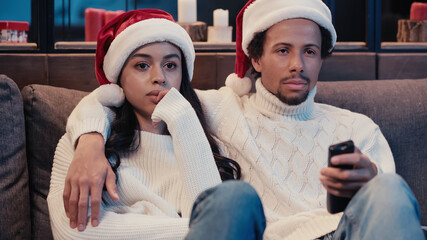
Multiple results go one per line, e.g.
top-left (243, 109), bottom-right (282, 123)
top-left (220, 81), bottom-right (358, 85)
top-left (75, 132), bottom-right (105, 150)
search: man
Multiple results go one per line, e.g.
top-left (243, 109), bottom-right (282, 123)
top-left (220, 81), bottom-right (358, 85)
top-left (64, 0), bottom-right (425, 239)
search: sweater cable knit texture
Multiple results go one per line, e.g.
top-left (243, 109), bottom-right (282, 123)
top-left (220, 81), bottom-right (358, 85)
top-left (196, 79), bottom-right (395, 239)
top-left (58, 79), bottom-right (395, 240)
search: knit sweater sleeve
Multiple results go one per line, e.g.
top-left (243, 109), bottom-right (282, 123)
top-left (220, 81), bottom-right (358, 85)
top-left (195, 87), bottom-right (241, 133)
top-left (352, 115), bottom-right (396, 174)
top-left (48, 134), bottom-right (189, 240)
top-left (66, 84), bottom-right (124, 146)
top-left (151, 88), bottom-right (222, 217)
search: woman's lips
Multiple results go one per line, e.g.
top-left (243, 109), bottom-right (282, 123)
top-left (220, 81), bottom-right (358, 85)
top-left (147, 90), bottom-right (161, 103)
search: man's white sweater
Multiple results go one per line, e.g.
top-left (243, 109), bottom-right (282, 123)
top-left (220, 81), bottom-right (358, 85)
top-left (60, 80), bottom-right (395, 240)
top-left (47, 88), bottom-right (222, 239)
top-left (196, 79), bottom-right (395, 239)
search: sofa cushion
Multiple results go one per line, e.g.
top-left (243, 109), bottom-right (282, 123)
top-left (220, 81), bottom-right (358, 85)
top-left (316, 79), bottom-right (427, 226)
top-left (0, 75), bottom-right (31, 240)
top-left (21, 84), bottom-right (88, 240)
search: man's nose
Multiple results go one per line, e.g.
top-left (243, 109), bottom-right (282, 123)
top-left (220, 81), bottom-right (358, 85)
top-left (289, 53), bottom-right (304, 73)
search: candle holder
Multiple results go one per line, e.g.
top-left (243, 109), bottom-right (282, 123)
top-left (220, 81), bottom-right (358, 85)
top-left (178, 21), bottom-right (207, 42)
top-left (397, 20), bottom-right (427, 42)
top-left (207, 26), bottom-right (233, 43)
top-left (397, 2), bottom-right (427, 42)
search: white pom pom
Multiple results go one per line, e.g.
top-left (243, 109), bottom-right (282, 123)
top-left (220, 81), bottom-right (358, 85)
top-left (95, 84), bottom-right (125, 107)
top-left (225, 73), bottom-right (252, 96)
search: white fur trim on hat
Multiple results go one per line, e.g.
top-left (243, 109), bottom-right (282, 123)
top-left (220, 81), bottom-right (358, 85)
top-left (225, 73), bottom-right (252, 96)
top-left (103, 18), bottom-right (195, 84)
top-left (95, 84), bottom-right (125, 107)
top-left (242, 0), bottom-right (336, 56)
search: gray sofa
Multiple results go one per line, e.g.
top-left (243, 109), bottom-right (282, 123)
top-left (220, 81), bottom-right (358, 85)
top-left (0, 74), bottom-right (426, 239)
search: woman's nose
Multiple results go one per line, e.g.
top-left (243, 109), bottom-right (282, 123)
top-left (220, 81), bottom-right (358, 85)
top-left (151, 66), bottom-right (166, 85)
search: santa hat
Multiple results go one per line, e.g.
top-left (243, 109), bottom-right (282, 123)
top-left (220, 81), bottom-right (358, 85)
top-left (226, 0), bottom-right (337, 96)
top-left (95, 9), bottom-right (195, 85)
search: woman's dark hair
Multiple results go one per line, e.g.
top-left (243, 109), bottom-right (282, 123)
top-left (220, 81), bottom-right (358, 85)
top-left (105, 52), bottom-right (241, 181)
top-left (247, 23), bottom-right (333, 79)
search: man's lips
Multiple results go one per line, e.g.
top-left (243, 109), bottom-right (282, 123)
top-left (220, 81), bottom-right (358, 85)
top-left (281, 78), bottom-right (308, 90)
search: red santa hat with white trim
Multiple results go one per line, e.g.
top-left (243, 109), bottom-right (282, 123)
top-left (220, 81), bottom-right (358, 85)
top-left (226, 0), bottom-right (337, 96)
top-left (95, 9), bottom-right (195, 86)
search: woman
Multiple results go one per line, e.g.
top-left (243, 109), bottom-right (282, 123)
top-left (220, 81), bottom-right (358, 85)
top-left (47, 9), bottom-right (265, 239)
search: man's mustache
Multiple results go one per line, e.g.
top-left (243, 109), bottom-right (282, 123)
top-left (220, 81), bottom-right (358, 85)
top-left (280, 74), bottom-right (311, 84)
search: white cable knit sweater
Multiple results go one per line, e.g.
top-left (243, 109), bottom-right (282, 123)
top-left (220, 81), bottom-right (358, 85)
top-left (47, 88), bottom-right (222, 239)
top-left (59, 80), bottom-right (395, 240)
top-left (197, 80), bottom-right (395, 239)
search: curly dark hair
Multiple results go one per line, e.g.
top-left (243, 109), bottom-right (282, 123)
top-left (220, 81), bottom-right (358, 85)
top-left (247, 24), bottom-right (333, 79)
top-left (105, 52), bottom-right (241, 182)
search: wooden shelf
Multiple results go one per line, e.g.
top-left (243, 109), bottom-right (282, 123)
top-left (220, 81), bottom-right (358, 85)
top-left (334, 42), bottom-right (367, 50)
top-left (54, 41), bottom-right (236, 51)
top-left (381, 42), bottom-right (427, 50)
top-left (0, 43), bottom-right (38, 50)
top-left (7, 41), bottom-right (427, 52)
top-left (54, 41), bottom-right (373, 51)
top-left (55, 41), bottom-right (96, 50)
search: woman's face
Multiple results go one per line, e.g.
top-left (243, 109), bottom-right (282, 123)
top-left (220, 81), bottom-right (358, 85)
top-left (120, 42), bottom-right (182, 122)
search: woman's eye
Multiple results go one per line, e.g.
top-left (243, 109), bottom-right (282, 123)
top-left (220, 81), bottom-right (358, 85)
top-left (136, 63), bottom-right (149, 69)
top-left (165, 62), bottom-right (177, 69)
top-left (278, 48), bottom-right (289, 54)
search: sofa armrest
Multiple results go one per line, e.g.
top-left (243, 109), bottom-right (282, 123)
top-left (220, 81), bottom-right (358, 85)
top-left (0, 75), bottom-right (31, 239)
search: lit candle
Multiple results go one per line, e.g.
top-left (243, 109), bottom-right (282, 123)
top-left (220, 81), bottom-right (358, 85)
top-left (178, 0), bottom-right (197, 23)
top-left (213, 9), bottom-right (229, 27)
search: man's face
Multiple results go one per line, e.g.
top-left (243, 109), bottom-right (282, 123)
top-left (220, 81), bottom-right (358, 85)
top-left (252, 18), bottom-right (323, 105)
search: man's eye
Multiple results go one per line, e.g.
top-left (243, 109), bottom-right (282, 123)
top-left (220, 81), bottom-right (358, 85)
top-left (306, 49), bottom-right (316, 55)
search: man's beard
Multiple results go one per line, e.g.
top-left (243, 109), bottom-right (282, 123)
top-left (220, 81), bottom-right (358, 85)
top-left (275, 75), bottom-right (311, 106)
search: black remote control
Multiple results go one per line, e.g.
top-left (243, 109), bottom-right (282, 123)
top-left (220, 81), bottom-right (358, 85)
top-left (326, 140), bottom-right (354, 214)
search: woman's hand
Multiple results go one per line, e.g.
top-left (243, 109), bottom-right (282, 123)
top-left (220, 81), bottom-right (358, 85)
top-left (63, 132), bottom-right (119, 231)
top-left (319, 147), bottom-right (378, 198)
top-left (152, 89), bottom-right (170, 128)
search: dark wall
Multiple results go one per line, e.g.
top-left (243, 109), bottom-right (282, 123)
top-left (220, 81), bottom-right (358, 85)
top-left (334, 0), bottom-right (366, 42)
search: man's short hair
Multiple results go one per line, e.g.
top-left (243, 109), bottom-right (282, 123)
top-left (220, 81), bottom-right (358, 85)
top-left (247, 24), bottom-right (333, 79)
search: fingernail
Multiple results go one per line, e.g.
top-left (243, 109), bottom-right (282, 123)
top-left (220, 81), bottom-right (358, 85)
top-left (92, 219), bottom-right (99, 227)
top-left (70, 221), bottom-right (76, 228)
top-left (78, 224), bottom-right (85, 231)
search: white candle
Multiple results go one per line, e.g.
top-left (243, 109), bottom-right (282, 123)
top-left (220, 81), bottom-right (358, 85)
top-left (178, 0), bottom-right (197, 23)
top-left (213, 9), bottom-right (229, 27)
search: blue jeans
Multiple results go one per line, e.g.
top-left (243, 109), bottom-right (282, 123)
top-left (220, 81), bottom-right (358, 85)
top-left (185, 180), bottom-right (266, 240)
top-left (332, 173), bottom-right (425, 240)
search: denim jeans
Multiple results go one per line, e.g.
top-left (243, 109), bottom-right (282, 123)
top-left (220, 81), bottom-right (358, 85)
top-left (185, 180), bottom-right (266, 240)
top-left (332, 173), bottom-right (425, 240)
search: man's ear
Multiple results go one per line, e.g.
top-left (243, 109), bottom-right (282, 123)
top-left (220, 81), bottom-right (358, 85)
top-left (251, 57), bottom-right (262, 73)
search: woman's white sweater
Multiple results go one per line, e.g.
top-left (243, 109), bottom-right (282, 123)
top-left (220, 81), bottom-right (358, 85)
top-left (63, 80), bottom-right (395, 240)
top-left (47, 88), bottom-right (222, 239)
